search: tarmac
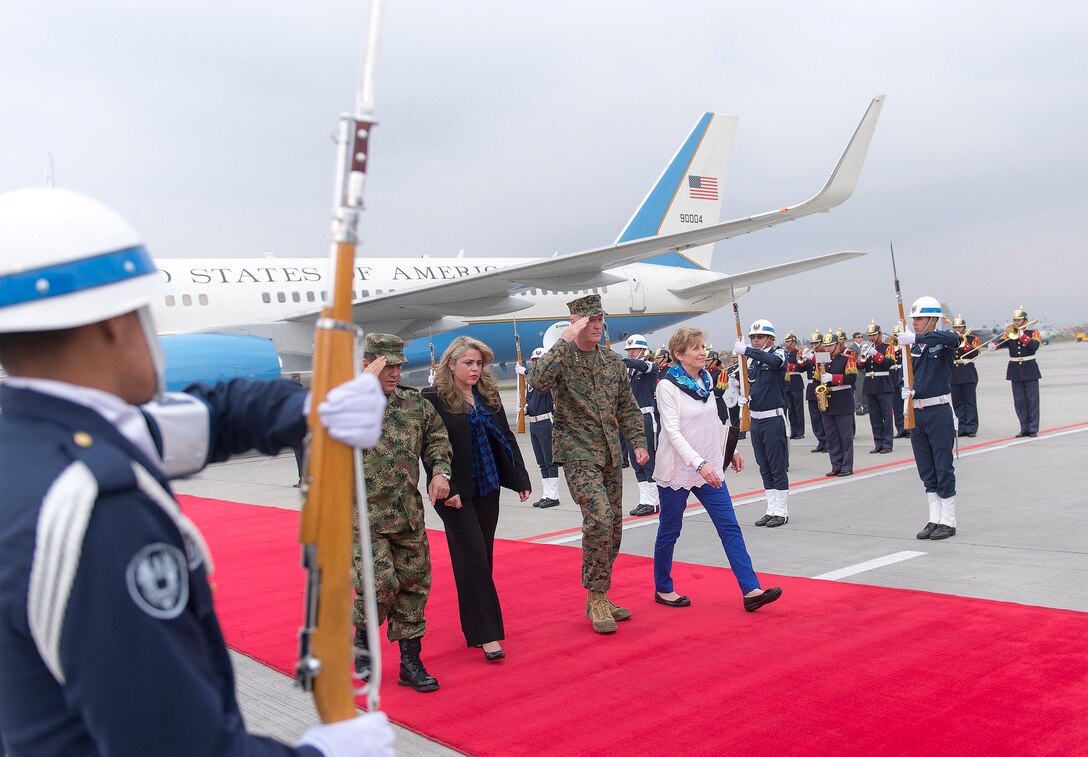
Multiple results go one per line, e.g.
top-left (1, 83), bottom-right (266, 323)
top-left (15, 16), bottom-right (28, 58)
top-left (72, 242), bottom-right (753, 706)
top-left (174, 340), bottom-right (1088, 754)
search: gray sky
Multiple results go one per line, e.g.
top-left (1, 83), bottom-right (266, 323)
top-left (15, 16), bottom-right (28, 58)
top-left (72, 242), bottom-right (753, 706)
top-left (4, 0), bottom-right (1086, 345)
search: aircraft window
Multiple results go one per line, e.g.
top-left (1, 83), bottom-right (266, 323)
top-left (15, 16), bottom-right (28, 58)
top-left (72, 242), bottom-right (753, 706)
top-left (306, 291), bottom-right (315, 302)
top-left (182, 294), bottom-right (192, 306)
top-left (320, 291), bottom-right (327, 301)
top-left (292, 291), bottom-right (301, 303)
top-left (198, 294), bottom-right (208, 306)
top-left (376, 289), bottom-right (383, 295)
top-left (361, 290), bottom-right (369, 297)
top-left (602, 286), bottom-right (608, 293)
top-left (277, 292), bottom-right (286, 303)
top-left (165, 295), bottom-right (175, 307)
top-left (262, 293), bottom-right (271, 303)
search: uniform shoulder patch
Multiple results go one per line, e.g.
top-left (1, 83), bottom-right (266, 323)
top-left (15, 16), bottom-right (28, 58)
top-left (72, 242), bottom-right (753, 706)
top-left (126, 542), bottom-right (189, 619)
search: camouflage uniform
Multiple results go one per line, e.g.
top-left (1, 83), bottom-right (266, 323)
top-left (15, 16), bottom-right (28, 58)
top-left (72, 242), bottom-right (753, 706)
top-left (528, 296), bottom-right (645, 591)
top-left (354, 335), bottom-right (453, 641)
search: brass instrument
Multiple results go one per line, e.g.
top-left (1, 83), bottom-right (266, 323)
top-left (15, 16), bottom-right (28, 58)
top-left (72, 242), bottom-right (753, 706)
top-left (813, 350), bottom-right (830, 412)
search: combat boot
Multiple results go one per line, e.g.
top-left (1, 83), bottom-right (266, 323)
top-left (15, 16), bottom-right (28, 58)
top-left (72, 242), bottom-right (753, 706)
top-left (397, 637), bottom-right (439, 692)
top-left (353, 627), bottom-right (370, 681)
top-left (584, 596), bottom-right (631, 622)
top-left (587, 591), bottom-right (618, 634)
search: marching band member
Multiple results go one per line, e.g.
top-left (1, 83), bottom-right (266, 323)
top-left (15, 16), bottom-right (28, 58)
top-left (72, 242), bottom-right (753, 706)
top-left (819, 329), bottom-right (858, 477)
top-left (897, 296), bottom-right (960, 540)
top-left (799, 331), bottom-right (828, 452)
top-left (858, 321), bottom-right (896, 454)
top-left (990, 306), bottom-right (1042, 437)
top-left (783, 332), bottom-right (806, 439)
top-left (950, 315), bottom-right (981, 437)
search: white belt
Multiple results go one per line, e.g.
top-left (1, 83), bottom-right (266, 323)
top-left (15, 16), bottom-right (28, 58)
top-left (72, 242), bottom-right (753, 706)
top-left (830, 385), bottom-right (852, 392)
top-left (913, 393), bottom-right (951, 409)
top-left (1010, 356), bottom-right (1036, 363)
top-left (866, 371), bottom-right (890, 377)
top-left (750, 408), bottom-right (785, 420)
top-left (527, 413), bottom-right (553, 423)
top-left (640, 406), bottom-right (656, 414)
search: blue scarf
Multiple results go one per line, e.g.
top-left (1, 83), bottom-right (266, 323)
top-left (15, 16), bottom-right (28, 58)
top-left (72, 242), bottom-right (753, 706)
top-left (663, 364), bottom-right (713, 402)
top-left (467, 391), bottom-right (515, 498)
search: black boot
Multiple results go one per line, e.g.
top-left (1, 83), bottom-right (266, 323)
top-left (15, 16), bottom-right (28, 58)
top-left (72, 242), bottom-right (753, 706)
top-left (353, 627), bottom-right (370, 680)
top-left (398, 637), bottom-right (439, 692)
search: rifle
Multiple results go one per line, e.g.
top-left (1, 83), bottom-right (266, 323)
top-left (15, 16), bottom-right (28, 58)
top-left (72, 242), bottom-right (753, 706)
top-left (603, 322), bottom-right (612, 350)
top-left (514, 319), bottom-right (526, 433)
top-left (890, 243), bottom-right (916, 430)
top-left (729, 281), bottom-right (751, 432)
top-left (296, 0), bottom-right (384, 720)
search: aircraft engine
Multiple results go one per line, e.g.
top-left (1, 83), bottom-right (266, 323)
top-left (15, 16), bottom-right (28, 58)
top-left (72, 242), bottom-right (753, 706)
top-left (160, 334), bottom-right (282, 391)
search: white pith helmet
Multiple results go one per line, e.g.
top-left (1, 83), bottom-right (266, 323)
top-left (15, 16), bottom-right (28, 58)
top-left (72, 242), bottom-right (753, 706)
top-left (530, 347), bottom-right (545, 360)
top-left (624, 333), bottom-right (649, 351)
top-left (0, 187), bottom-right (162, 333)
top-left (908, 295), bottom-right (943, 320)
top-left (748, 319), bottom-right (775, 338)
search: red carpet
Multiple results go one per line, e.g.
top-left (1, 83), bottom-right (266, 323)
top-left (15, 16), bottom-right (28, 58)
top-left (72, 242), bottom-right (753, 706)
top-left (179, 495), bottom-right (1088, 756)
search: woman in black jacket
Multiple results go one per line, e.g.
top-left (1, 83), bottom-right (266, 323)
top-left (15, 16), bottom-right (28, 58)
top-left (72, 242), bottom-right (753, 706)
top-left (422, 336), bottom-right (531, 661)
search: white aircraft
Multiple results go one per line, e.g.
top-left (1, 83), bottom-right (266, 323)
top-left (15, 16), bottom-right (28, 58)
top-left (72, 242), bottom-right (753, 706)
top-left (153, 97), bottom-right (884, 389)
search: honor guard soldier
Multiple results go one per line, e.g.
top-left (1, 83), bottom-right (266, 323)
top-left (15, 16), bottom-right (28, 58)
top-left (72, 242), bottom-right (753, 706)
top-left (622, 334), bottom-right (661, 517)
top-left (950, 315), bottom-right (981, 437)
top-left (782, 332), bottom-right (806, 439)
top-left (897, 296), bottom-right (959, 540)
top-left (517, 347), bottom-right (560, 507)
top-left (653, 345), bottom-right (672, 372)
top-left (858, 321), bottom-right (896, 453)
top-left (798, 331), bottom-right (828, 452)
top-left (707, 349), bottom-right (724, 384)
top-left (0, 188), bottom-right (393, 756)
top-left (356, 333), bottom-right (454, 693)
top-left (736, 320), bottom-right (791, 527)
top-left (528, 294), bottom-right (647, 634)
top-left (818, 329), bottom-right (858, 476)
top-left (990, 306), bottom-right (1042, 437)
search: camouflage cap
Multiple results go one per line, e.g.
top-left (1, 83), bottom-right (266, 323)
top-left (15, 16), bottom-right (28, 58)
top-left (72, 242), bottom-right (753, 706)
top-left (364, 332), bottom-right (407, 365)
top-left (567, 293), bottom-right (606, 317)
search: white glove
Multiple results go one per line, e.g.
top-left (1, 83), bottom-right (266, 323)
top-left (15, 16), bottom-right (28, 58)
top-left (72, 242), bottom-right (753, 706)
top-left (723, 384), bottom-right (740, 408)
top-left (733, 340), bottom-right (747, 356)
top-left (801, 348), bottom-right (813, 361)
top-left (514, 363), bottom-right (527, 375)
top-left (820, 373), bottom-right (833, 384)
top-left (987, 341), bottom-right (997, 352)
top-left (737, 395), bottom-right (749, 406)
top-left (901, 387), bottom-right (915, 400)
top-left (317, 373), bottom-right (387, 449)
top-left (896, 330), bottom-right (916, 346)
top-left (860, 343), bottom-right (875, 359)
top-left (298, 712), bottom-right (395, 757)
top-left (728, 374), bottom-right (739, 388)
top-left (427, 371), bottom-right (436, 386)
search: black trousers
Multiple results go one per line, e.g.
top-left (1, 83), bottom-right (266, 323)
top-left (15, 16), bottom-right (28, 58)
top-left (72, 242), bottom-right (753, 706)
top-left (751, 415), bottom-right (789, 490)
top-left (786, 391), bottom-right (805, 436)
top-left (950, 382), bottom-right (979, 435)
top-left (911, 403), bottom-right (956, 498)
top-left (1011, 380), bottom-right (1040, 434)
top-left (529, 419), bottom-right (558, 478)
top-left (824, 412), bottom-right (855, 474)
top-left (808, 400), bottom-right (826, 446)
top-left (433, 489), bottom-right (504, 647)
top-left (866, 391), bottom-right (895, 451)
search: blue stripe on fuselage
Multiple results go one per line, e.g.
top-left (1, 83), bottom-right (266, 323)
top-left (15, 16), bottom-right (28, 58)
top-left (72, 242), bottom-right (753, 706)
top-left (399, 314), bottom-right (695, 367)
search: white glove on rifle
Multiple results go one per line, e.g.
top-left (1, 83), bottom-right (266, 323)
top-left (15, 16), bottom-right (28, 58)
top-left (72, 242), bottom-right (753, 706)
top-left (737, 395), bottom-right (749, 406)
top-left (733, 339), bottom-right (748, 356)
top-left (317, 373), bottom-right (387, 449)
top-left (298, 712), bottom-right (395, 757)
top-left (723, 383), bottom-right (740, 408)
top-left (514, 363), bottom-right (527, 375)
top-left (901, 387), bottom-right (915, 400)
top-left (427, 371), bottom-right (436, 386)
top-left (820, 373), bottom-right (833, 384)
top-left (896, 330), bottom-right (916, 346)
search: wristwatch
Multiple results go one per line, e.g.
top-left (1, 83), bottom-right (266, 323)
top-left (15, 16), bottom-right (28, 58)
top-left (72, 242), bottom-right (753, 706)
top-left (439, 472), bottom-right (452, 480)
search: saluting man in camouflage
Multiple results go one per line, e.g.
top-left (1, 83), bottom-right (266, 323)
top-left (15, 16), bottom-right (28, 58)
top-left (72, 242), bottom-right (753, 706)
top-left (528, 295), bottom-right (648, 634)
top-left (354, 333), bottom-right (453, 692)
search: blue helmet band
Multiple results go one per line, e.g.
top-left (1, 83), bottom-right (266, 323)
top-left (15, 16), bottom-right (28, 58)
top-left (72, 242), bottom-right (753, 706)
top-left (915, 307), bottom-right (942, 314)
top-left (0, 245), bottom-right (155, 308)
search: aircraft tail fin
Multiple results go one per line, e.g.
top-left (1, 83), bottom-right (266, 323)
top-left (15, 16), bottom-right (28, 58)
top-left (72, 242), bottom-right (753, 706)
top-left (615, 113), bottom-right (738, 270)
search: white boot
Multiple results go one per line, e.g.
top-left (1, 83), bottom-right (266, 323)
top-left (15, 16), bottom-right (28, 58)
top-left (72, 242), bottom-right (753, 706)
top-left (927, 492), bottom-right (941, 524)
top-left (766, 491), bottom-right (789, 528)
top-left (775, 489), bottom-right (790, 517)
top-left (647, 481), bottom-right (660, 508)
top-left (637, 480), bottom-right (651, 505)
top-left (938, 496), bottom-right (956, 527)
top-left (543, 477), bottom-right (560, 501)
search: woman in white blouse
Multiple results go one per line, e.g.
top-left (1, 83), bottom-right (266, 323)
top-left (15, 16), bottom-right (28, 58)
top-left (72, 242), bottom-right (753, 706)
top-left (653, 327), bottom-right (782, 612)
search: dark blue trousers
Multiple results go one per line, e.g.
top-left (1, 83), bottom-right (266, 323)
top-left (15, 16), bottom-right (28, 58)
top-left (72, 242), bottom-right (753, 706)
top-left (1011, 380), bottom-right (1040, 434)
top-left (654, 484), bottom-right (759, 595)
top-left (808, 400), bottom-right (826, 447)
top-left (910, 402), bottom-right (956, 498)
top-left (751, 414), bottom-right (789, 490)
top-left (893, 390), bottom-right (905, 434)
top-left (621, 413), bottom-right (658, 482)
top-left (951, 382), bottom-right (979, 434)
top-left (529, 420), bottom-right (558, 479)
top-left (786, 391), bottom-right (805, 436)
top-left (824, 413), bottom-right (854, 473)
top-left (866, 391), bottom-right (895, 451)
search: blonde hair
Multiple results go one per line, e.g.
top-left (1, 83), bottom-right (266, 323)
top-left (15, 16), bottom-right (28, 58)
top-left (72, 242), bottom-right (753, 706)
top-left (668, 327), bottom-right (706, 360)
top-left (434, 336), bottom-right (503, 413)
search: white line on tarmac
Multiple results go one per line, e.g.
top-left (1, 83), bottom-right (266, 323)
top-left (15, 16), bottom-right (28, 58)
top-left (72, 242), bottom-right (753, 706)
top-left (539, 425), bottom-right (1088, 545)
top-left (812, 551), bottom-right (927, 580)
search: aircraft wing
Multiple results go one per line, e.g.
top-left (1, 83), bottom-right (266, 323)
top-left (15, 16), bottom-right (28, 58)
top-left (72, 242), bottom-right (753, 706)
top-left (287, 95), bottom-right (884, 338)
top-left (667, 251), bottom-right (867, 299)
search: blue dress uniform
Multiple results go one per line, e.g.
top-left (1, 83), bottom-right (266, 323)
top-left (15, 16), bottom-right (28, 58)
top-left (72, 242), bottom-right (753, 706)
top-left (822, 352), bottom-right (858, 475)
top-left (620, 356), bottom-right (659, 482)
top-left (951, 333), bottom-right (981, 436)
top-left (0, 380), bottom-right (315, 756)
top-left (525, 379), bottom-right (560, 506)
top-left (994, 329), bottom-right (1042, 436)
top-left (858, 341), bottom-right (897, 453)
top-left (784, 345), bottom-right (806, 439)
top-left (797, 343), bottom-right (827, 452)
top-left (906, 329), bottom-right (960, 537)
top-left (743, 345), bottom-right (791, 525)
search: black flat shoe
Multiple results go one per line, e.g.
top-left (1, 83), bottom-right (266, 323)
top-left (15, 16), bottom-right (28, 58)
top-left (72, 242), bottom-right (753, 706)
top-left (837, 470), bottom-right (853, 477)
top-left (765, 515), bottom-right (788, 528)
top-left (879, 448), bottom-right (892, 454)
top-left (537, 498), bottom-right (560, 509)
top-left (916, 522), bottom-right (937, 539)
top-left (483, 648), bottom-right (505, 661)
top-left (744, 587), bottom-right (782, 612)
top-left (654, 592), bottom-right (691, 608)
top-left (825, 470), bottom-right (839, 477)
top-left (754, 514), bottom-right (773, 526)
top-left (869, 448), bottom-right (881, 454)
top-left (929, 524), bottom-right (956, 540)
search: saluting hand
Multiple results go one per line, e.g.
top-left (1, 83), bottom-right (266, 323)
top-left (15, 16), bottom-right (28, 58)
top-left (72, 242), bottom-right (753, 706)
top-left (561, 316), bottom-right (590, 343)
top-left (364, 356), bottom-right (387, 376)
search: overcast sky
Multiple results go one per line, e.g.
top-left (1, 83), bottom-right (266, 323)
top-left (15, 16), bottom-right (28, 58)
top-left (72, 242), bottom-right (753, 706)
top-left (4, 1), bottom-right (1086, 345)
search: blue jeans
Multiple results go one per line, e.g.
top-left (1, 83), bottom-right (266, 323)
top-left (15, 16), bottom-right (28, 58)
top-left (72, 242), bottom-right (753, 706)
top-left (654, 483), bottom-right (760, 595)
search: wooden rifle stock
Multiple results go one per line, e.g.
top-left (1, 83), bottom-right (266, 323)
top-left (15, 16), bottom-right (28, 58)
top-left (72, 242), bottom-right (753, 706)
top-left (729, 282), bottom-right (750, 432)
top-left (890, 243), bottom-right (916, 430)
top-left (514, 325), bottom-right (526, 433)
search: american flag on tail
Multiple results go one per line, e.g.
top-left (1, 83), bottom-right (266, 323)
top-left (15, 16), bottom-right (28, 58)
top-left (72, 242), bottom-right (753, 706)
top-left (688, 175), bottom-right (718, 201)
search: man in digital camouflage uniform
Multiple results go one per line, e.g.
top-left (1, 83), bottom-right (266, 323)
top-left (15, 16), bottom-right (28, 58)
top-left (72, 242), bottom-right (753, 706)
top-left (528, 295), bottom-right (648, 634)
top-left (354, 333), bottom-right (452, 692)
